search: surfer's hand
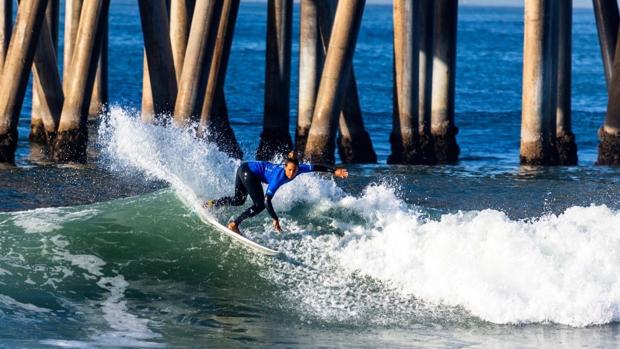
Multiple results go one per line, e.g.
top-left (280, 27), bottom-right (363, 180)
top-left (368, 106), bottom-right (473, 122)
top-left (334, 168), bottom-right (348, 179)
top-left (273, 219), bottom-right (282, 232)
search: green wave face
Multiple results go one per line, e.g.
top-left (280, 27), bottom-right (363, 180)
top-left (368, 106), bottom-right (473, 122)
top-left (0, 188), bottom-right (454, 348)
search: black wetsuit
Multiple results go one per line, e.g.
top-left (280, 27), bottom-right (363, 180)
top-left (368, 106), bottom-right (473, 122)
top-left (215, 161), bottom-right (334, 224)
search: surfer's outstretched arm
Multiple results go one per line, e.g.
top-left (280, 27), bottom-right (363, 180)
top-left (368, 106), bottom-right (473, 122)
top-left (299, 164), bottom-right (349, 178)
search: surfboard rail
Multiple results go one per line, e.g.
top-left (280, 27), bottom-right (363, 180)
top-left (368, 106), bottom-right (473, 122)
top-left (196, 207), bottom-right (279, 256)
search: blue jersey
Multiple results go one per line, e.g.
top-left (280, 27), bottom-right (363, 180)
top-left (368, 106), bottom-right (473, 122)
top-left (246, 161), bottom-right (314, 196)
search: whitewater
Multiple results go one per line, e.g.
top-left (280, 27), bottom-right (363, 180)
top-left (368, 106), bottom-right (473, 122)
top-left (96, 107), bottom-right (620, 329)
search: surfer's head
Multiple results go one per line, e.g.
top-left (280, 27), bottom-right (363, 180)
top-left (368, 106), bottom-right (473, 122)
top-left (285, 151), bottom-right (299, 179)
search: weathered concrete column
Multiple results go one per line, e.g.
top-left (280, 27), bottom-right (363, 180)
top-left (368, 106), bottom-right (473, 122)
top-left (304, 0), bottom-right (365, 164)
top-left (296, 0), bottom-right (322, 153)
top-left (556, 0), bottom-right (577, 165)
top-left (141, 54), bottom-right (155, 123)
top-left (598, 11), bottom-right (620, 164)
top-left (31, 0), bottom-right (59, 144)
top-left (54, 0), bottom-right (107, 162)
top-left (593, 0), bottom-right (619, 87)
top-left (88, 3), bottom-right (108, 119)
top-left (173, 0), bottom-right (219, 125)
top-left (0, 0), bottom-right (48, 164)
top-left (338, 76), bottom-right (376, 163)
top-left (170, 0), bottom-right (195, 82)
top-left (138, 0), bottom-right (177, 118)
top-left (63, 0), bottom-right (81, 84)
top-left (30, 8), bottom-right (63, 146)
top-left (520, 0), bottom-right (558, 165)
top-left (0, 0), bottom-right (11, 72)
top-left (430, 0), bottom-right (459, 163)
top-left (199, 0), bottom-right (242, 159)
top-left (418, 0), bottom-right (434, 163)
top-left (388, 0), bottom-right (421, 165)
top-left (257, 0), bottom-right (293, 160)
top-left (315, 0), bottom-right (375, 163)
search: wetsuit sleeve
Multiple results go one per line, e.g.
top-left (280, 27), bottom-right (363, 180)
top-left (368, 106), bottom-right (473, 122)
top-left (265, 182), bottom-right (281, 197)
top-left (310, 164), bottom-right (335, 173)
top-left (264, 194), bottom-right (278, 220)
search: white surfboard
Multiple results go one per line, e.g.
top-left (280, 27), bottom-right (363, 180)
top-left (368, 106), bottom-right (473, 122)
top-left (195, 207), bottom-right (279, 256)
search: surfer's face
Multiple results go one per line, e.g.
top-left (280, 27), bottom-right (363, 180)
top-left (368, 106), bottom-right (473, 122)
top-left (285, 163), bottom-right (298, 179)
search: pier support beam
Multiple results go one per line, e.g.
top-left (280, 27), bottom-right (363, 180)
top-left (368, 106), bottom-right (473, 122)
top-left (170, 0), bottom-right (195, 82)
top-left (199, 0), bottom-right (242, 159)
top-left (597, 7), bottom-right (620, 165)
top-left (0, 0), bottom-right (47, 164)
top-left (338, 74), bottom-right (376, 163)
top-left (88, 3), bottom-right (107, 118)
top-left (592, 0), bottom-right (619, 87)
top-left (296, 0), bottom-right (321, 153)
top-left (520, 0), bottom-right (558, 165)
top-left (257, 0), bottom-right (293, 160)
top-left (31, 0), bottom-right (60, 145)
top-left (556, 0), bottom-right (577, 165)
top-left (30, 6), bottom-right (63, 147)
top-left (315, 0), bottom-right (375, 163)
top-left (0, 0), bottom-right (11, 72)
top-left (138, 0), bottom-right (177, 118)
top-left (54, 0), bottom-right (108, 162)
top-left (173, 0), bottom-right (219, 125)
top-left (304, 0), bottom-right (365, 164)
top-left (430, 0), bottom-right (459, 163)
top-left (418, 0), bottom-right (434, 163)
top-left (388, 0), bottom-right (421, 165)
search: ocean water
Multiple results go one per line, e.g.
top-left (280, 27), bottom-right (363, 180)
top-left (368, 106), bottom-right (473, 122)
top-left (2, 2), bottom-right (620, 348)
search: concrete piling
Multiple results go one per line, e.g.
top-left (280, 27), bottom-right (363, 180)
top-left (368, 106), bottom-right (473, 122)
top-left (337, 76), bottom-right (376, 163)
top-left (388, 0), bottom-right (421, 165)
top-left (173, 0), bottom-right (220, 125)
top-left (54, 0), bottom-right (108, 162)
top-left (520, 0), bottom-right (558, 165)
top-left (0, 0), bottom-right (48, 164)
top-left (319, 0), bottom-right (377, 164)
top-left (417, 0), bottom-right (434, 163)
top-left (0, 0), bottom-right (11, 72)
top-left (88, 2), bottom-right (108, 119)
top-left (63, 0), bottom-right (81, 84)
top-left (170, 0), bottom-right (195, 82)
top-left (315, 0), bottom-right (375, 164)
top-left (138, 0), bottom-right (177, 118)
top-left (597, 7), bottom-right (620, 165)
top-left (257, 0), bottom-right (293, 160)
top-left (556, 0), bottom-right (577, 165)
top-left (304, 0), bottom-right (365, 164)
top-left (198, 0), bottom-right (242, 159)
top-left (30, 0), bottom-right (60, 145)
top-left (30, 5), bottom-right (63, 146)
top-left (430, 0), bottom-right (459, 163)
top-left (592, 0), bottom-right (619, 87)
top-left (296, 0), bottom-right (322, 153)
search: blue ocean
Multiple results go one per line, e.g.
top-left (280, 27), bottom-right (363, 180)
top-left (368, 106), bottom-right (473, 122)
top-left (2, 2), bottom-right (620, 348)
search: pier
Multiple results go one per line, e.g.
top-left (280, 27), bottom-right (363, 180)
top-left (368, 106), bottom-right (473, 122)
top-left (0, 0), bottom-right (616, 165)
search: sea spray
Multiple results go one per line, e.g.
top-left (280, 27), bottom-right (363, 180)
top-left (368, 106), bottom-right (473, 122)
top-left (98, 107), bottom-right (620, 328)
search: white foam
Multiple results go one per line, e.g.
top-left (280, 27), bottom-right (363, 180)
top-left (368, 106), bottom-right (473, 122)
top-left (94, 275), bottom-right (163, 347)
top-left (11, 208), bottom-right (100, 234)
top-left (334, 199), bottom-right (620, 327)
top-left (0, 294), bottom-right (51, 313)
top-left (99, 107), bottom-right (242, 217)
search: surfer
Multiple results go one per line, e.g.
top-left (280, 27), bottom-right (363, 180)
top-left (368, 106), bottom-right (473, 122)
top-left (204, 152), bottom-right (348, 234)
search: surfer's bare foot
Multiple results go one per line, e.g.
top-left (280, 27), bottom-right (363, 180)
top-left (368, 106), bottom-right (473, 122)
top-left (228, 222), bottom-right (242, 235)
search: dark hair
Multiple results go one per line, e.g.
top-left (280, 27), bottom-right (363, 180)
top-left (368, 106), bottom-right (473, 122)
top-left (285, 151), bottom-right (299, 166)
